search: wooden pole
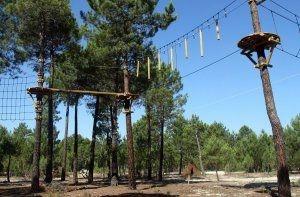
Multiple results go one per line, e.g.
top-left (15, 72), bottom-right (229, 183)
top-left (31, 33), bottom-right (45, 192)
top-left (110, 100), bottom-right (118, 184)
top-left (123, 64), bottom-right (136, 189)
top-left (27, 87), bottom-right (138, 99)
top-left (88, 96), bottom-right (100, 183)
top-left (247, 1), bottom-right (291, 196)
top-left (73, 97), bottom-right (79, 185)
top-left (61, 96), bottom-right (69, 181)
top-left (45, 51), bottom-right (54, 184)
top-left (146, 104), bottom-right (152, 180)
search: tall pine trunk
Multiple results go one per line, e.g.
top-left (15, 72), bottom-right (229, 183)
top-left (158, 107), bottom-right (165, 182)
top-left (216, 170), bottom-right (219, 181)
top-left (45, 53), bottom-right (54, 183)
top-left (110, 103), bottom-right (118, 182)
top-left (31, 34), bottom-right (45, 192)
top-left (247, 1), bottom-right (291, 196)
top-left (73, 97), bottom-right (79, 185)
top-left (125, 99), bottom-right (136, 188)
top-left (45, 95), bottom-right (53, 183)
top-left (88, 96), bottom-right (100, 183)
top-left (61, 97), bottom-right (70, 181)
top-left (6, 154), bottom-right (11, 182)
top-left (106, 120), bottom-right (111, 179)
top-left (196, 132), bottom-right (205, 175)
top-left (123, 66), bottom-right (136, 189)
top-left (146, 104), bottom-right (152, 180)
top-left (260, 66), bottom-right (291, 196)
top-left (179, 148), bottom-right (183, 175)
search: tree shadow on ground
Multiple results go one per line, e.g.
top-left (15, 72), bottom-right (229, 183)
top-left (0, 180), bottom-right (31, 186)
top-left (0, 186), bottom-right (43, 197)
top-left (142, 179), bottom-right (211, 189)
top-left (221, 182), bottom-right (279, 197)
top-left (102, 193), bottom-right (179, 197)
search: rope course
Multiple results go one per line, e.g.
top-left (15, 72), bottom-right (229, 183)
top-left (157, 0), bottom-right (248, 53)
top-left (0, 75), bottom-right (35, 121)
top-left (0, 0), bottom-right (299, 123)
top-left (260, 4), bottom-right (299, 26)
top-left (276, 47), bottom-right (300, 60)
top-left (136, 0), bottom-right (248, 77)
top-left (259, 0), bottom-right (300, 58)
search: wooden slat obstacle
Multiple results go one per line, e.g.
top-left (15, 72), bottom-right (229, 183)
top-left (238, 32), bottom-right (280, 68)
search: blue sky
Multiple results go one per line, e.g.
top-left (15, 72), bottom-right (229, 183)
top-left (1, 0), bottom-right (300, 139)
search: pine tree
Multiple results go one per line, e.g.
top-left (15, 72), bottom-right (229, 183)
top-left (145, 65), bottom-right (186, 181)
top-left (0, 1), bottom-right (26, 74)
top-left (82, 0), bottom-right (176, 189)
top-left (55, 46), bottom-right (86, 185)
top-left (7, 0), bottom-right (79, 190)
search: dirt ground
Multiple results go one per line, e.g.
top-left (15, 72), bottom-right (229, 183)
top-left (0, 172), bottom-right (300, 196)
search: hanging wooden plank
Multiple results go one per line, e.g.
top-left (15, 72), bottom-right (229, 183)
top-left (184, 38), bottom-right (189, 59)
top-left (216, 19), bottom-right (221, 40)
top-left (136, 60), bottom-right (140, 77)
top-left (170, 47), bottom-right (174, 70)
top-left (147, 57), bottom-right (151, 79)
top-left (199, 29), bottom-right (204, 57)
top-left (158, 52), bottom-right (161, 70)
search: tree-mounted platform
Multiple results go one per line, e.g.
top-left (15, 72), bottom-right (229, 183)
top-left (27, 87), bottom-right (139, 100)
top-left (238, 32), bottom-right (281, 68)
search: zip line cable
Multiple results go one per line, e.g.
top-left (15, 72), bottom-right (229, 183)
top-left (196, 73), bottom-right (300, 110)
top-left (266, 0), bottom-right (300, 33)
top-left (270, 11), bottom-right (283, 49)
top-left (276, 47), bottom-right (300, 60)
top-left (260, 4), bottom-right (299, 26)
top-left (182, 49), bottom-right (241, 79)
top-left (259, 1), bottom-right (300, 61)
top-left (157, 0), bottom-right (248, 53)
top-left (269, 0), bottom-right (300, 18)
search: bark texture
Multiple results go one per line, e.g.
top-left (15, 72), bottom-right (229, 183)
top-left (61, 98), bottom-right (70, 181)
top-left (158, 107), bottom-right (164, 182)
top-left (73, 98), bottom-right (79, 185)
top-left (146, 104), bottom-right (152, 180)
top-left (31, 37), bottom-right (44, 192)
top-left (247, 1), bottom-right (291, 196)
top-left (110, 103), bottom-right (118, 181)
top-left (88, 96), bottom-right (100, 183)
top-left (123, 67), bottom-right (136, 189)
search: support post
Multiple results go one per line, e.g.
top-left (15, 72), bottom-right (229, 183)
top-left (146, 104), bottom-right (152, 180)
top-left (88, 96), bottom-right (100, 183)
top-left (110, 100), bottom-right (118, 185)
top-left (31, 47), bottom-right (44, 192)
top-left (45, 53), bottom-right (54, 183)
top-left (61, 96), bottom-right (70, 181)
top-left (247, 1), bottom-right (291, 196)
top-left (123, 64), bottom-right (136, 189)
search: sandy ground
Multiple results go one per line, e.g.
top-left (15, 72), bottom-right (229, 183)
top-left (0, 172), bottom-right (299, 196)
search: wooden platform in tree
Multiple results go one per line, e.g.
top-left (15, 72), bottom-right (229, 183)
top-left (238, 32), bottom-right (280, 54)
